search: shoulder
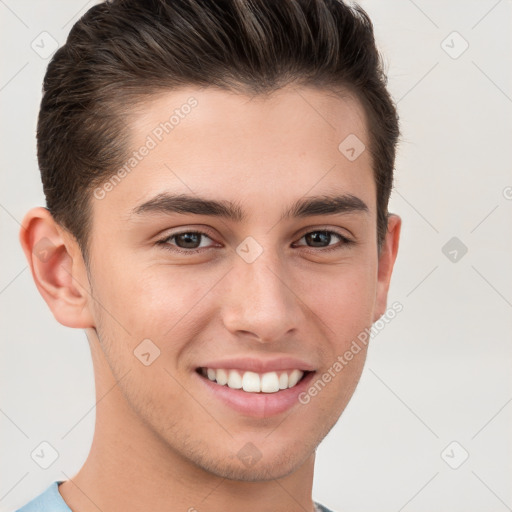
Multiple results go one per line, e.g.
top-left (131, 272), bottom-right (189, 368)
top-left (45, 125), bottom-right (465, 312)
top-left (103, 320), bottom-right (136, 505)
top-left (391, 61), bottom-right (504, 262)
top-left (314, 500), bottom-right (339, 512)
top-left (15, 483), bottom-right (335, 512)
top-left (14, 481), bottom-right (71, 512)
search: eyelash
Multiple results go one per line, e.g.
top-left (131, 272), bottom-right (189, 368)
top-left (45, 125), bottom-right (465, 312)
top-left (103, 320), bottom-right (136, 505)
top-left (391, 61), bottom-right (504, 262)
top-left (155, 229), bottom-right (355, 255)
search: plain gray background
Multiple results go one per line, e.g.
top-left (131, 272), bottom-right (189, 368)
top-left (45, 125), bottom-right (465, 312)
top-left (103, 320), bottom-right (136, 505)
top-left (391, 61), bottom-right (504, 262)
top-left (1, 1), bottom-right (511, 511)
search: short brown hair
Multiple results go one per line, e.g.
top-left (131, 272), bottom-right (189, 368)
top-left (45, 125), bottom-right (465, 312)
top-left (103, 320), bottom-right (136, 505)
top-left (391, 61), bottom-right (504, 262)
top-left (37, 0), bottom-right (399, 263)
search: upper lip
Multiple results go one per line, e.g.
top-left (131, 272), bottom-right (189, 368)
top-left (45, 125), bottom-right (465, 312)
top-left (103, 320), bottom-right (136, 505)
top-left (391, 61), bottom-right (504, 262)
top-left (197, 356), bottom-right (316, 374)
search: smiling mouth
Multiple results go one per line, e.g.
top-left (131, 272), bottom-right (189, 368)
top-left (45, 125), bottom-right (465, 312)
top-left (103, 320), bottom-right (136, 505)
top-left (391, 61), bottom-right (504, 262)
top-left (196, 367), bottom-right (312, 393)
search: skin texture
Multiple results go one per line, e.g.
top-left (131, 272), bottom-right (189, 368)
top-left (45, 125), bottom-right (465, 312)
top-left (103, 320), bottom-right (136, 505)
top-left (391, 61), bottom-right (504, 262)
top-left (20, 85), bottom-right (401, 512)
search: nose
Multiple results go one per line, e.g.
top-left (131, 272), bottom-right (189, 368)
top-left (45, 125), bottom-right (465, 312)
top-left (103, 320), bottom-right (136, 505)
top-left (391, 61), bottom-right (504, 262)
top-left (220, 248), bottom-right (302, 344)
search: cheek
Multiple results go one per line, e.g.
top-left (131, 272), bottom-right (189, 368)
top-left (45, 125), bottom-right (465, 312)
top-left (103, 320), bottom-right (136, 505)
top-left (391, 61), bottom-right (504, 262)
top-left (297, 260), bottom-right (377, 344)
top-left (94, 259), bottom-right (207, 339)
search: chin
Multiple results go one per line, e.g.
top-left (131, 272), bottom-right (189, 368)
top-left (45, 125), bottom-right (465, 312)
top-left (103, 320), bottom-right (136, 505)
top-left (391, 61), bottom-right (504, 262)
top-left (186, 437), bottom-right (316, 482)
top-left (204, 456), bottom-right (303, 482)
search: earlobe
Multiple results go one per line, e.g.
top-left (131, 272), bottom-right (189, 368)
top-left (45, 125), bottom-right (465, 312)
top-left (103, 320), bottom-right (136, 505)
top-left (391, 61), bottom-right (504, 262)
top-left (19, 207), bottom-right (95, 329)
top-left (373, 214), bottom-right (401, 322)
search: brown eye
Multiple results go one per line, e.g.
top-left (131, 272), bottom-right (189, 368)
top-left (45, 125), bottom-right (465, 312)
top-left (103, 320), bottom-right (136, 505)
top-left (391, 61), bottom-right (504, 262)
top-left (295, 230), bottom-right (353, 251)
top-left (174, 232), bottom-right (204, 249)
top-left (157, 230), bottom-right (216, 254)
top-left (304, 231), bottom-right (333, 247)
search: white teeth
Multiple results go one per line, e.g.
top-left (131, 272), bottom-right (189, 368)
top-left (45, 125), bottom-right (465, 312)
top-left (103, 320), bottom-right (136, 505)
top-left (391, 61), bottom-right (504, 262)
top-left (288, 369), bottom-right (303, 388)
top-left (261, 372), bottom-right (280, 393)
top-left (216, 368), bottom-right (228, 386)
top-left (242, 371), bottom-right (261, 392)
top-left (200, 368), bottom-right (306, 393)
top-left (228, 369), bottom-right (243, 389)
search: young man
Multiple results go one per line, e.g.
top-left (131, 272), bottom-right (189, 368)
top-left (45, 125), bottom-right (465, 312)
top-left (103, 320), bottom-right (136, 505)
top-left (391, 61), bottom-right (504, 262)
top-left (17, 0), bottom-right (400, 511)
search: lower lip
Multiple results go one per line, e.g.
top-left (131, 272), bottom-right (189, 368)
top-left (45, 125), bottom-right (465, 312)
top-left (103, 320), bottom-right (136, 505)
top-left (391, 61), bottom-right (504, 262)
top-left (195, 370), bottom-right (316, 418)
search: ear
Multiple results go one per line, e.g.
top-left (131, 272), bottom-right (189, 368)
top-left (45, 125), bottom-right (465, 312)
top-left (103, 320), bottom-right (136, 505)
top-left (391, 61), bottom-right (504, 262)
top-left (19, 207), bottom-right (95, 329)
top-left (373, 214), bottom-right (401, 322)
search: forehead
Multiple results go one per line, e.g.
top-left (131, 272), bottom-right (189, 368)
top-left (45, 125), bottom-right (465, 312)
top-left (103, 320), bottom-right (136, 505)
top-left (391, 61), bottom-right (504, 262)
top-left (94, 85), bottom-right (375, 223)
top-left (132, 84), bottom-right (368, 153)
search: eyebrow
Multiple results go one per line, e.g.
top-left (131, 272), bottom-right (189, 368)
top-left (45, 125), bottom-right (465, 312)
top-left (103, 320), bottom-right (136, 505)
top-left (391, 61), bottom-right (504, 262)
top-left (131, 192), bottom-right (369, 222)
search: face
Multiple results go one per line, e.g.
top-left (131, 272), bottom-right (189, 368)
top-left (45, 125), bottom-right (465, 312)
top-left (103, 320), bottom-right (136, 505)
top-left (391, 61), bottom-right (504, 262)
top-left (81, 85), bottom-right (397, 481)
